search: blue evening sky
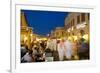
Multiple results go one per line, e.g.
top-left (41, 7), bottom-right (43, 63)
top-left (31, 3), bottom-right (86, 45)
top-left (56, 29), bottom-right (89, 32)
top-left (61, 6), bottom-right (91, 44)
top-left (21, 10), bottom-right (69, 36)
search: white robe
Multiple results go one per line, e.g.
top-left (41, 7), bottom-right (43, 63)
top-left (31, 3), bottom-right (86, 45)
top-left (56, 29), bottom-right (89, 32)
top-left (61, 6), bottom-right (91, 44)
top-left (57, 43), bottom-right (65, 61)
top-left (64, 40), bottom-right (73, 59)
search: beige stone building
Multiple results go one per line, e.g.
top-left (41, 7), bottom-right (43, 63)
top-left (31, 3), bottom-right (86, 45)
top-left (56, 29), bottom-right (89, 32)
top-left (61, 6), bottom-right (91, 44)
top-left (21, 12), bottom-right (34, 49)
top-left (64, 12), bottom-right (90, 41)
top-left (51, 27), bottom-right (66, 38)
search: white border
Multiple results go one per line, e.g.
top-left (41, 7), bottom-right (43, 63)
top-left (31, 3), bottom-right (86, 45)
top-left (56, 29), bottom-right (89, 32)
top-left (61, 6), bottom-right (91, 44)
top-left (11, 4), bottom-right (96, 73)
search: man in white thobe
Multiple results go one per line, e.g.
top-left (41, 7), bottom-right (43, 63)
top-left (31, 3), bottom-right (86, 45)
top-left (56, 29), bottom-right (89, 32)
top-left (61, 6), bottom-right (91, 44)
top-left (64, 40), bottom-right (73, 60)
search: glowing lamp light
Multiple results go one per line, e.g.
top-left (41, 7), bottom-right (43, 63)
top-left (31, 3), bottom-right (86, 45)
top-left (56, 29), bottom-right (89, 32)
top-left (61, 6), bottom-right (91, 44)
top-left (30, 34), bottom-right (33, 37)
top-left (36, 38), bottom-right (39, 41)
top-left (47, 34), bottom-right (50, 36)
top-left (73, 36), bottom-right (78, 41)
top-left (67, 28), bottom-right (71, 32)
top-left (76, 22), bottom-right (86, 29)
top-left (42, 38), bottom-right (47, 40)
top-left (24, 36), bottom-right (28, 41)
top-left (68, 36), bottom-right (72, 41)
top-left (57, 38), bottom-right (61, 41)
top-left (82, 34), bottom-right (88, 41)
top-left (72, 27), bottom-right (74, 31)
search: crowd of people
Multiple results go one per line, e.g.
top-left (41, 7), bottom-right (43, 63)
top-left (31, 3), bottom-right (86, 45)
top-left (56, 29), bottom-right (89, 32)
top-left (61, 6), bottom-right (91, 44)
top-left (21, 37), bottom-right (89, 63)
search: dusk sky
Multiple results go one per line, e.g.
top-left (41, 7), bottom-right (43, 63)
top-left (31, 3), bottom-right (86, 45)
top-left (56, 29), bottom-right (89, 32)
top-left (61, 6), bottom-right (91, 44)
top-left (21, 10), bottom-right (69, 36)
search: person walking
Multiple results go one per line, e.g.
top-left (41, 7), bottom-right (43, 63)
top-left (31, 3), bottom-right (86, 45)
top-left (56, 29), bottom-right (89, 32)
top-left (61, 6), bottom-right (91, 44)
top-left (21, 50), bottom-right (33, 63)
top-left (64, 39), bottom-right (73, 60)
top-left (57, 39), bottom-right (65, 61)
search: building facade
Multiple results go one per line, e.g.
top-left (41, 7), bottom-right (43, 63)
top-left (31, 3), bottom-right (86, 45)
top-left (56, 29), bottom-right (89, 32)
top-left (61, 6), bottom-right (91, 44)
top-left (21, 12), bottom-right (34, 49)
top-left (51, 27), bottom-right (67, 39)
top-left (64, 12), bottom-right (90, 41)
